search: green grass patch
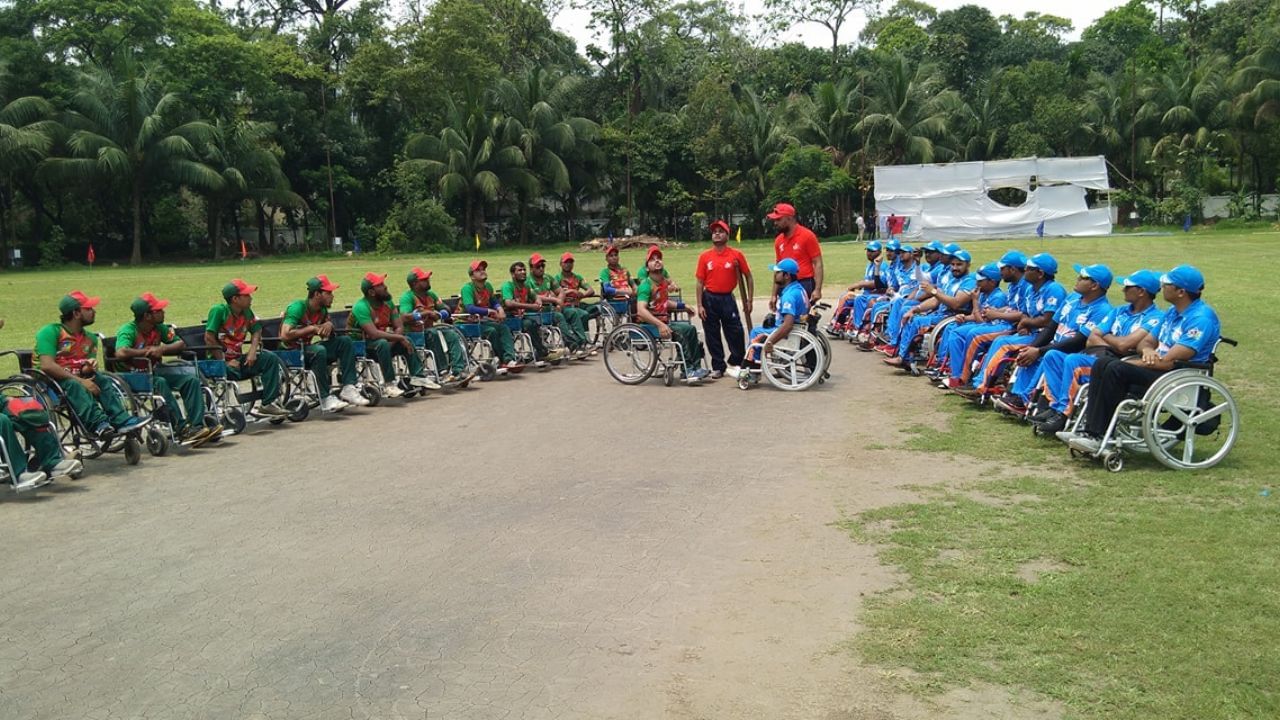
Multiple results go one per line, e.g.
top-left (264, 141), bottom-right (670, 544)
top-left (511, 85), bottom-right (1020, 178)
top-left (845, 230), bottom-right (1280, 717)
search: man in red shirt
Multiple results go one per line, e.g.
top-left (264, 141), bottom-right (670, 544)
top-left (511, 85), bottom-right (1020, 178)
top-left (767, 202), bottom-right (823, 307)
top-left (694, 219), bottom-right (754, 379)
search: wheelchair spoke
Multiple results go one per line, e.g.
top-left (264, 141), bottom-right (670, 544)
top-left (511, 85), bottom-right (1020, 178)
top-left (1183, 434), bottom-right (1196, 464)
top-left (1192, 401), bottom-right (1229, 425)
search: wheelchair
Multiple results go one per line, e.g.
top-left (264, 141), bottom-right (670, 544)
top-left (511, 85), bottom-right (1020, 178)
top-left (735, 327), bottom-right (828, 392)
top-left (534, 311), bottom-right (568, 364)
top-left (13, 350), bottom-right (151, 466)
top-left (0, 360), bottom-right (81, 492)
top-left (601, 302), bottom-right (702, 387)
top-left (589, 297), bottom-right (631, 347)
top-left (505, 316), bottom-right (544, 369)
top-left (441, 298), bottom-right (507, 381)
top-left (408, 325), bottom-right (480, 389)
top-left (400, 331), bottom-right (447, 392)
top-left (112, 357), bottom-right (227, 455)
top-left (1063, 338), bottom-right (1240, 472)
top-left (265, 346), bottom-right (324, 417)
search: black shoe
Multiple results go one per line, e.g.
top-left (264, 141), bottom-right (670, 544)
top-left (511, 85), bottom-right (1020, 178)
top-left (1036, 411), bottom-right (1068, 435)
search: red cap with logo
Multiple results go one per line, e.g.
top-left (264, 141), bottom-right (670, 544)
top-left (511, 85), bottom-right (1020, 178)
top-left (766, 203), bottom-right (796, 220)
top-left (469, 260), bottom-right (488, 273)
top-left (709, 219), bottom-right (730, 234)
top-left (560, 252), bottom-right (575, 263)
top-left (407, 267), bottom-right (432, 282)
top-left (139, 292), bottom-right (169, 311)
top-left (67, 290), bottom-right (102, 309)
top-left (529, 253), bottom-right (546, 266)
top-left (646, 245), bottom-right (663, 262)
top-left (605, 245), bottom-right (619, 256)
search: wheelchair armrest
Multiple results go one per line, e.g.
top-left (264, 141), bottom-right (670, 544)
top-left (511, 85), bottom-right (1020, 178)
top-left (1172, 360), bottom-right (1213, 371)
top-left (1219, 336), bottom-right (1238, 347)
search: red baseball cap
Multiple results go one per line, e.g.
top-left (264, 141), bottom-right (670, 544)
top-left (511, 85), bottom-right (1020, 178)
top-left (766, 203), bottom-right (796, 219)
top-left (646, 245), bottom-right (663, 262)
top-left (529, 253), bottom-right (546, 266)
top-left (406, 267), bottom-right (432, 284)
top-left (469, 260), bottom-right (488, 273)
top-left (221, 279), bottom-right (258, 300)
top-left (306, 274), bottom-right (339, 292)
top-left (139, 292), bottom-right (169, 311)
top-left (560, 252), bottom-right (575, 263)
top-left (360, 272), bottom-right (388, 292)
top-left (709, 219), bottom-right (730, 234)
top-left (605, 245), bottom-right (619, 256)
top-left (65, 290), bottom-right (102, 310)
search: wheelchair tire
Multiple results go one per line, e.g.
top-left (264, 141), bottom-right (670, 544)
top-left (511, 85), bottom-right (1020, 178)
top-left (285, 397), bottom-right (311, 422)
top-left (479, 363), bottom-right (497, 382)
top-left (602, 323), bottom-right (659, 385)
top-left (146, 426), bottom-right (170, 457)
top-left (361, 383), bottom-right (382, 407)
top-left (663, 367), bottom-right (675, 386)
top-left (224, 407), bottom-right (247, 435)
top-left (124, 436), bottom-right (142, 465)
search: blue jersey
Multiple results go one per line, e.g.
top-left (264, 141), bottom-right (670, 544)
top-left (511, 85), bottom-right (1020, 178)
top-left (930, 262), bottom-right (950, 285)
top-left (1156, 299), bottom-right (1220, 363)
top-left (939, 271), bottom-right (977, 315)
top-left (1005, 277), bottom-right (1031, 316)
top-left (1026, 280), bottom-right (1067, 318)
top-left (978, 287), bottom-right (1009, 312)
top-left (1100, 302), bottom-right (1163, 338)
top-left (862, 260), bottom-right (880, 283)
top-left (893, 262), bottom-right (919, 293)
top-left (777, 280), bottom-right (810, 321)
top-left (1051, 293), bottom-right (1112, 342)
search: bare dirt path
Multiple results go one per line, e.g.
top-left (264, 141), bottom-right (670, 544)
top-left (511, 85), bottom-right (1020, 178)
top-left (0, 304), bottom-right (1048, 720)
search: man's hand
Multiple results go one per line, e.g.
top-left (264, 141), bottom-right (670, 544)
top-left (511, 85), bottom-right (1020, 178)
top-left (657, 323), bottom-right (672, 339)
top-left (317, 321), bottom-right (334, 339)
top-left (1140, 347), bottom-right (1160, 366)
top-left (697, 305), bottom-right (706, 321)
top-left (145, 345), bottom-right (164, 361)
top-left (397, 334), bottom-right (413, 352)
top-left (768, 297), bottom-right (777, 312)
top-left (1016, 346), bottom-right (1042, 367)
top-left (244, 349), bottom-right (258, 368)
top-left (79, 375), bottom-right (100, 396)
top-left (809, 287), bottom-right (822, 303)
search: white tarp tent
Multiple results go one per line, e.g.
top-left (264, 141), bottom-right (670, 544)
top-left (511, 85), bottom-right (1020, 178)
top-left (873, 157), bottom-right (1112, 240)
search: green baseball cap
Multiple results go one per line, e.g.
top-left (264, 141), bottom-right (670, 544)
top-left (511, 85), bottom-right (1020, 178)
top-left (58, 290), bottom-right (101, 315)
top-left (221, 279), bottom-right (258, 300)
top-left (306, 275), bottom-right (339, 293)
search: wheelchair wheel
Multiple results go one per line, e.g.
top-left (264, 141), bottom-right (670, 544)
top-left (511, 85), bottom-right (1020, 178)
top-left (285, 397), bottom-right (310, 422)
top-left (146, 426), bottom-right (171, 456)
top-left (224, 407), bottom-right (247, 435)
top-left (602, 323), bottom-right (659, 385)
top-left (1141, 374), bottom-right (1239, 470)
top-left (663, 366), bottom-right (675, 386)
top-left (761, 329), bottom-right (826, 392)
top-left (360, 383), bottom-right (382, 407)
top-left (123, 435), bottom-right (142, 465)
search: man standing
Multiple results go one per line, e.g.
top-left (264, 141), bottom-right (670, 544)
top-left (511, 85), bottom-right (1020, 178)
top-left (694, 219), bottom-right (753, 379)
top-left (767, 202), bottom-right (823, 307)
top-left (205, 279), bottom-right (289, 418)
top-left (349, 272), bottom-right (440, 397)
top-left (116, 292), bottom-right (219, 444)
top-left (855, 214), bottom-right (866, 242)
top-left (280, 275), bottom-right (367, 412)
top-left (400, 267), bottom-right (472, 383)
top-left (36, 292), bottom-right (151, 438)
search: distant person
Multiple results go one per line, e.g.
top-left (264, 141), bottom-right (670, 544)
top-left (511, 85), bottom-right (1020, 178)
top-left (855, 214), bottom-right (866, 242)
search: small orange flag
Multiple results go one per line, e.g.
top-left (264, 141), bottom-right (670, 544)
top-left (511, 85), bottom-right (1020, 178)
top-left (240, 240), bottom-right (248, 260)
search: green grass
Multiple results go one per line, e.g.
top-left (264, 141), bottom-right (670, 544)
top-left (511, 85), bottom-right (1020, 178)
top-left (842, 230), bottom-right (1280, 717)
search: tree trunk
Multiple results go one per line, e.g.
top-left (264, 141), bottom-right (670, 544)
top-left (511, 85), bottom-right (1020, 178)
top-left (209, 198), bottom-right (222, 260)
top-left (464, 194), bottom-right (474, 240)
top-left (256, 202), bottom-right (267, 252)
top-left (130, 177), bottom-right (144, 265)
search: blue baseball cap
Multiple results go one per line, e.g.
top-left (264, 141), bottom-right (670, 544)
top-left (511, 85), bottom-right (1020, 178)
top-left (923, 240), bottom-right (945, 253)
top-left (771, 258), bottom-right (801, 275)
top-left (866, 241), bottom-right (883, 252)
top-left (899, 244), bottom-right (914, 253)
top-left (1160, 265), bottom-right (1205, 293)
top-left (1073, 263), bottom-right (1113, 290)
top-left (952, 249), bottom-right (972, 263)
top-left (997, 250), bottom-right (1028, 270)
top-left (1119, 269), bottom-right (1161, 296)
top-left (886, 239), bottom-right (902, 251)
top-left (943, 243), bottom-right (962, 256)
top-left (1027, 253), bottom-right (1058, 276)
top-left (977, 262), bottom-right (1001, 282)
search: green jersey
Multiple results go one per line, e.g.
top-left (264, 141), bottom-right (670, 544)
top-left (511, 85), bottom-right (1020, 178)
top-left (34, 322), bottom-right (99, 373)
top-left (349, 297), bottom-right (398, 338)
top-left (115, 320), bottom-right (180, 370)
top-left (599, 265), bottom-right (635, 292)
top-left (500, 279), bottom-right (537, 317)
top-left (205, 303), bottom-right (262, 360)
top-left (637, 277), bottom-right (673, 321)
top-left (527, 274), bottom-right (558, 309)
top-left (555, 271), bottom-right (591, 306)
top-left (281, 299), bottom-right (330, 348)
top-left (460, 281), bottom-right (497, 312)
top-left (398, 289), bottom-right (443, 330)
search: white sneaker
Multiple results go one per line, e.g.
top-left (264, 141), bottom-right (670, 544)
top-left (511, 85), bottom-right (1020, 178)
top-left (49, 458), bottom-right (83, 480)
top-left (534, 360), bottom-right (549, 368)
top-left (383, 383), bottom-right (404, 398)
top-left (409, 375), bottom-right (442, 390)
top-left (321, 395), bottom-right (347, 413)
top-left (258, 402), bottom-right (288, 417)
top-left (15, 471), bottom-right (49, 491)
top-left (340, 384), bottom-right (371, 407)
top-left (725, 366), bottom-right (744, 380)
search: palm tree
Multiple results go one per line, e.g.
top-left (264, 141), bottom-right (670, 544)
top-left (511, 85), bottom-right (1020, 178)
top-left (495, 68), bottom-right (600, 242)
top-left (0, 81), bottom-right (57, 260)
top-left (1140, 55), bottom-right (1233, 170)
top-left (784, 79), bottom-right (861, 232)
top-left (1229, 46), bottom-right (1280, 207)
top-left (39, 63), bottom-right (221, 264)
top-left (855, 53), bottom-right (962, 167)
top-left (199, 119), bottom-right (304, 259)
top-left (402, 96), bottom-right (538, 241)
top-left (734, 86), bottom-right (791, 220)
top-left (1079, 70), bottom-right (1153, 190)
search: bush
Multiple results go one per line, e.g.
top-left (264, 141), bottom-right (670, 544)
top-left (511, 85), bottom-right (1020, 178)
top-left (375, 198), bottom-right (459, 253)
top-left (38, 227), bottom-right (67, 268)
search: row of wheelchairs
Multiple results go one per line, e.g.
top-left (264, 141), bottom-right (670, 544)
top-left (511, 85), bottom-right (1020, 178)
top-left (858, 310), bottom-right (1240, 473)
top-left (0, 302), bottom-right (583, 494)
top-left (596, 295), bottom-right (835, 391)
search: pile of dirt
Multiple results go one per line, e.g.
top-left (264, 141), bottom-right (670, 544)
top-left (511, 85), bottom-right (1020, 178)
top-left (578, 234), bottom-right (688, 252)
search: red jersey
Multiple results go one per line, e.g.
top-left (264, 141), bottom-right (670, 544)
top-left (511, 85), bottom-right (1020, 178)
top-left (774, 225), bottom-right (821, 280)
top-left (696, 247), bottom-right (751, 294)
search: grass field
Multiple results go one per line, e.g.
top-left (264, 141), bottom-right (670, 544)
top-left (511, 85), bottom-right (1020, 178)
top-left (3, 230), bottom-right (1279, 716)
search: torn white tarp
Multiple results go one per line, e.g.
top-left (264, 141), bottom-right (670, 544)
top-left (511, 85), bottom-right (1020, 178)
top-left (874, 157), bottom-right (1112, 240)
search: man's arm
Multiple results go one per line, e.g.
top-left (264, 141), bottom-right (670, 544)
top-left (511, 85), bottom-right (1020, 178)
top-left (203, 332), bottom-right (224, 360)
top-left (634, 301), bottom-right (670, 337)
top-left (1131, 342), bottom-right (1194, 372)
top-left (695, 278), bottom-right (707, 320)
top-left (810, 255), bottom-right (824, 302)
top-left (764, 314), bottom-right (796, 350)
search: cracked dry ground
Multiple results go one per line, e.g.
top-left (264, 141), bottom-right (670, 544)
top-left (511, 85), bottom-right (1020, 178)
top-left (0, 310), bottom-right (1052, 720)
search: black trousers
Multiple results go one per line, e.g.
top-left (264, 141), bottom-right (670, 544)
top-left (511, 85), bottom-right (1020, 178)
top-left (1084, 355), bottom-right (1165, 437)
top-left (701, 291), bottom-right (745, 371)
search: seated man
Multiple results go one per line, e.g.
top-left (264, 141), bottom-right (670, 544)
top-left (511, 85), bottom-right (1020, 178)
top-left (635, 246), bottom-right (709, 384)
top-left (1029, 269), bottom-right (1163, 434)
top-left (116, 292), bottom-right (220, 444)
top-left (37, 291), bottom-right (151, 439)
top-left (502, 261), bottom-right (564, 367)
top-left (528, 253), bottom-right (588, 359)
top-left (954, 253), bottom-right (1066, 398)
top-left (349, 272), bottom-right (441, 397)
top-left (747, 258), bottom-right (810, 366)
top-left (834, 241), bottom-right (885, 333)
top-left (1063, 265), bottom-right (1220, 454)
top-left (935, 250), bottom-right (1028, 387)
top-left (1, 394), bottom-right (81, 489)
top-left (598, 245), bottom-right (636, 300)
top-left (928, 262), bottom-right (1008, 374)
top-left (556, 252), bottom-right (600, 344)
top-left (875, 242), bottom-right (956, 351)
top-left (460, 260), bottom-right (523, 372)
top-left (990, 263), bottom-right (1114, 416)
top-left (883, 249), bottom-right (976, 369)
top-left (400, 267), bottom-right (473, 383)
top-left (206, 279), bottom-right (288, 417)
top-left (280, 275), bottom-right (367, 412)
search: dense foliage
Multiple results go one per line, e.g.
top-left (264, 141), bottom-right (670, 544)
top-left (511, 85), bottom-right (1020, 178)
top-left (0, 0), bottom-right (1277, 264)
